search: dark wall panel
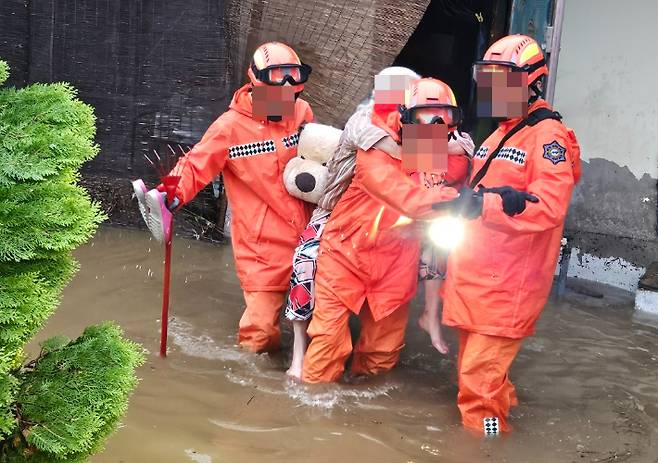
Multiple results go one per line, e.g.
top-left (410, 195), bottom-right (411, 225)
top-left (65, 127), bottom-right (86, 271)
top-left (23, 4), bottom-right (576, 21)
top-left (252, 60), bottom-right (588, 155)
top-left (0, 0), bottom-right (29, 87)
top-left (1, 0), bottom-right (233, 237)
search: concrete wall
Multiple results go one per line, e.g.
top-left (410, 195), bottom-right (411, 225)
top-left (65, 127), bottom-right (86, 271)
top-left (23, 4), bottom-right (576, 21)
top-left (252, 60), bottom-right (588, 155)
top-left (554, 0), bottom-right (658, 290)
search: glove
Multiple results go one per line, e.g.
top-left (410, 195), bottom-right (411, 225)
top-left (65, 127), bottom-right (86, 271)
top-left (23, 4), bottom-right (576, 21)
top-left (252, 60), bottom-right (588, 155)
top-left (481, 186), bottom-right (539, 216)
top-left (431, 187), bottom-right (483, 220)
top-left (155, 184), bottom-right (181, 212)
top-left (455, 187), bottom-right (483, 220)
top-left (167, 196), bottom-right (181, 212)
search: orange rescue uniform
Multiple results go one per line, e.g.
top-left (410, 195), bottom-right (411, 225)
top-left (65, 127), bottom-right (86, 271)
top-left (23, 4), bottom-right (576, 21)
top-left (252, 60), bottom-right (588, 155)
top-left (172, 84), bottom-right (313, 352)
top-left (302, 116), bottom-right (458, 383)
top-left (442, 99), bottom-right (581, 431)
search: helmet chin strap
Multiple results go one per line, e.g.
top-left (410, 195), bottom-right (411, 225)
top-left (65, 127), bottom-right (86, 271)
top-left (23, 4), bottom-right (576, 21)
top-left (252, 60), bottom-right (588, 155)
top-left (528, 78), bottom-right (544, 105)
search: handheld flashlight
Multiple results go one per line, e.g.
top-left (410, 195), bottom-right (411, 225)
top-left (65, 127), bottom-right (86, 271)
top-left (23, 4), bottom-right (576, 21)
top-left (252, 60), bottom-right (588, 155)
top-left (428, 215), bottom-right (465, 250)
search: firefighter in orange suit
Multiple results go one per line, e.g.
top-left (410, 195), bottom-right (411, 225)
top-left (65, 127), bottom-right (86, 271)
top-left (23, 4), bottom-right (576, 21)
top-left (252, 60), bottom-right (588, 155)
top-left (302, 79), bottom-right (467, 383)
top-left (442, 35), bottom-right (581, 435)
top-left (163, 42), bottom-right (314, 353)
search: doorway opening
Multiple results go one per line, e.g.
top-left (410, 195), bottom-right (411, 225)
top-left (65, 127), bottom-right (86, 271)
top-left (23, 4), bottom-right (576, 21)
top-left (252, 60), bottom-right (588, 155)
top-left (393, 0), bottom-right (510, 135)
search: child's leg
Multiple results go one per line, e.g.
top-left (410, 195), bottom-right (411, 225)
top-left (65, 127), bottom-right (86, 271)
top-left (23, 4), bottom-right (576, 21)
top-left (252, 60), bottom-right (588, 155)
top-left (418, 278), bottom-right (449, 354)
top-left (285, 256), bottom-right (315, 379)
top-left (418, 246), bottom-right (449, 354)
top-left (287, 319), bottom-right (310, 379)
top-left (284, 212), bottom-right (329, 379)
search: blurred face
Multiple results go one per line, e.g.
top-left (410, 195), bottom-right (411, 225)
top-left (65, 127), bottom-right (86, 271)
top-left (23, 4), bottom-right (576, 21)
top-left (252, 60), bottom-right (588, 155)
top-left (475, 64), bottom-right (529, 118)
top-left (251, 85), bottom-right (295, 120)
top-left (374, 74), bottom-right (416, 105)
top-left (401, 123), bottom-right (449, 173)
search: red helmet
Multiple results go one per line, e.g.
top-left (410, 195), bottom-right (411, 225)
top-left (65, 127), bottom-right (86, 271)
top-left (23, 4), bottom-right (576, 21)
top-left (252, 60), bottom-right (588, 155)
top-left (400, 78), bottom-right (461, 130)
top-left (475, 34), bottom-right (548, 85)
top-left (247, 42), bottom-right (311, 93)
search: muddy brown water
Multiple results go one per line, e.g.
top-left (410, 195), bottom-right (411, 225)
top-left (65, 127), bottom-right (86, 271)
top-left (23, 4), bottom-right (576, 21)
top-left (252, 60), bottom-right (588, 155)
top-left (30, 226), bottom-right (658, 463)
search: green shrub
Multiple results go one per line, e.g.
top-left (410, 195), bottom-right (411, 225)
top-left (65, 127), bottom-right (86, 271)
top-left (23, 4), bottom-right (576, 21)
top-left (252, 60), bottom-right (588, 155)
top-left (0, 60), bottom-right (145, 462)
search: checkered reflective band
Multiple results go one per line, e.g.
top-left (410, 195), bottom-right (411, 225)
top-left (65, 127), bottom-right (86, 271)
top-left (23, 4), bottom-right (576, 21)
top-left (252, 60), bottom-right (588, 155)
top-left (496, 146), bottom-right (527, 166)
top-left (474, 146), bottom-right (489, 159)
top-left (282, 133), bottom-right (300, 148)
top-left (483, 417), bottom-right (500, 436)
top-left (228, 139), bottom-right (276, 159)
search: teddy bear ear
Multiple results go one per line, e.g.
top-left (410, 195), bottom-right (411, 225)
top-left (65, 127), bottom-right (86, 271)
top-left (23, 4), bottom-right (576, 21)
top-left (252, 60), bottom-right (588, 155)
top-left (297, 123), bottom-right (342, 164)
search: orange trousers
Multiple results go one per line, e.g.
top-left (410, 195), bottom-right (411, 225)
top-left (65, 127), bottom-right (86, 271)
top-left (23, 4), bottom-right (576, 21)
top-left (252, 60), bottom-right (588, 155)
top-left (238, 291), bottom-right (286, 353)
top-left (302, 282), bottom-right (409, 383)
top-left (456, 329), bottom-right (523, 433)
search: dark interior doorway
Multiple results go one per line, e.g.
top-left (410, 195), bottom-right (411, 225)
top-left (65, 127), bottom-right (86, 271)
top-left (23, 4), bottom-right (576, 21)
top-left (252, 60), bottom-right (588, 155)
top-left (393, 0), bottom-right (510, 136)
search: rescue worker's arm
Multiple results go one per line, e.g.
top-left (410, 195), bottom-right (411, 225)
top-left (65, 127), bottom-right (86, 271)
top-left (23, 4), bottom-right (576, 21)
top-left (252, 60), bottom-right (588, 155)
top-left (350, 107), bottom-right (399, 158)
top-left (170, 118), bottom-right (230, 205)
top-left (304, 104), bottom-right (314, 123)
top-left (481, 129), bottom-right (577, 233)
top-left (373, 137), bottom-right (401, 159)
top-left (354, 148), bottom-right (458, 219)
top-left (444, 132), bottom-right (474, 187)
top-left (444, 152), bottom-right (471, 187)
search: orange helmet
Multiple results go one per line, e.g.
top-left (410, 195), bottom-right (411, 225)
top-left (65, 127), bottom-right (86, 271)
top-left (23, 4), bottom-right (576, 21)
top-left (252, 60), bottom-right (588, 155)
top-left (475, 34), bottom-right (548, 85)
top-left (247, 42), bottom-right (311, 93)
top-left (400, 78), bottom-right (461, 130)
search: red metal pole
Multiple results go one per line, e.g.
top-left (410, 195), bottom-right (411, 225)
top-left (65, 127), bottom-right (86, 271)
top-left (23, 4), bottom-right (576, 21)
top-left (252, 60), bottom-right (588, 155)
top-left (159, 222), bottom-right (173, 357)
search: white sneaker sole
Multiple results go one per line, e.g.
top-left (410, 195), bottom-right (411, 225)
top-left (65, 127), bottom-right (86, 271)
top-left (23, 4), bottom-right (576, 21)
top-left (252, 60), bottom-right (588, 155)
top-left (132, 179), bottom-right (150, 226)
top-left (145, 190), bottom-right (172, 244)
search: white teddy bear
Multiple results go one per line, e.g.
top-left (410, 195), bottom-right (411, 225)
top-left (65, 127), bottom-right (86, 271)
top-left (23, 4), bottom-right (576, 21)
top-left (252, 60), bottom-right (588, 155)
top-left (283, 122), bottom-right (343, 204)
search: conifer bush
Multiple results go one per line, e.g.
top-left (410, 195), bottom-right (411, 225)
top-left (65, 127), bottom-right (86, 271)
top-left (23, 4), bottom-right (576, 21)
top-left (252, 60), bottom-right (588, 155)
top-left (0, 60), bottom-right (144, 461)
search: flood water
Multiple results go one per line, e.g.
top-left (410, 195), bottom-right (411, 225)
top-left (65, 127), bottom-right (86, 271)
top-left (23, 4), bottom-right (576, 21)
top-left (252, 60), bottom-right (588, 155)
top-left (30, 226), bottom-right (658, 463)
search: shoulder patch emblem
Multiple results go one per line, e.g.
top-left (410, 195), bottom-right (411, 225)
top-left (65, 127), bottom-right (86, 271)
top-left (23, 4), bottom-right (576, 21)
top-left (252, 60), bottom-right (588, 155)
top-left (543, 140), bottom-right (567, 165)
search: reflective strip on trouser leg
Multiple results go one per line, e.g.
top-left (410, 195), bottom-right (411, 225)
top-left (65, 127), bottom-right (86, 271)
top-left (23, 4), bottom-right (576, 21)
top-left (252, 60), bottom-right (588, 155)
top-left (456, 330), bottom-right (523, 433)
top-left (302, 281), bottom-right (352, 383)
top-left (351, 303), bottom-right (409, 376)
top-left (238, 291), bottom-right (285, 353)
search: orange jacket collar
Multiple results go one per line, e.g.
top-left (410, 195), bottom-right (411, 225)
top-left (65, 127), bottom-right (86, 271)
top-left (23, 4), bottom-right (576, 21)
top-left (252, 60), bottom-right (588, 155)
top-left (228, 84), bottom-right (254, 118)
top-left (499, 98), bottom-right (551, 130)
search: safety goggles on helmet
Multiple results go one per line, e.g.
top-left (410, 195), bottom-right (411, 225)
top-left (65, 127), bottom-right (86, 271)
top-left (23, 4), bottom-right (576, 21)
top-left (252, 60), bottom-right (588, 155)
top-left (251, 63), bottom-right (312, 86)
top-left (400, 104), bottom-right (462, 128)
top-left (472, 59), bottom-right (545, 81)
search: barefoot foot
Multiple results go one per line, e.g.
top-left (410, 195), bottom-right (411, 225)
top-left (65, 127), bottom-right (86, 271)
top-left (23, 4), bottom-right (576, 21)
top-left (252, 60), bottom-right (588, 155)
top-left (286, 363), bottom-right (303, 380)
top-left (418, 312), bottom-right (449, 355)
top-left (286, 319), bottom-right (310, 380)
